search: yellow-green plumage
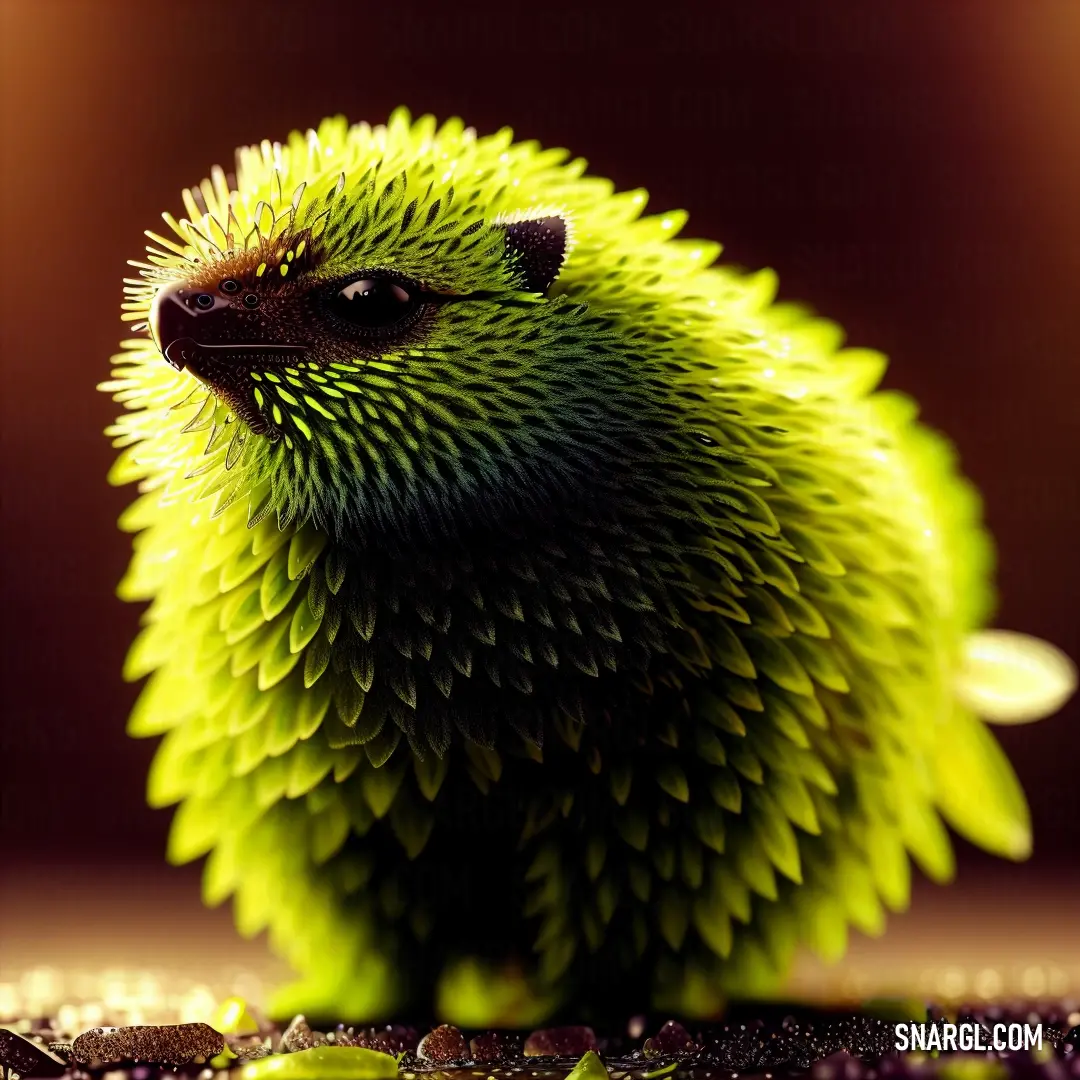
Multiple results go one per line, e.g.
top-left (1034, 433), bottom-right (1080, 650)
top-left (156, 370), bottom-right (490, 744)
top-left (103, 108), bottom-right (1053, 1024)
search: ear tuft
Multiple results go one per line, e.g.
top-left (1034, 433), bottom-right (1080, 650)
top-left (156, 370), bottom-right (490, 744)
top-left (497, 214), bottom-right (568, 293)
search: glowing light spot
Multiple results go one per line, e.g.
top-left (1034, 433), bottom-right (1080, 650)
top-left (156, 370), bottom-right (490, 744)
top-left (294, 415), bottom-right (313, 440)
top-left (250, 372), bottom-right (262, 381)
top-left (280, 263), bottom-right (289, 276)
top-left (872, 450), bottom-right (887, 462)
top-left (56, 1002), bottom-right (79, 1034)
top-left (256, 262), bottom-right (267, 277)
top-left (763, 368), bottom-right (775, 378)
top-left (277, 388), bottom-right (300, 407)
top-left (286, 250), bottom-right (294, 262)
top-left (253, 388), bottom-right (264, 407)
top-left (973, 968), bottom-right (1003, 998)
top-left (178, 983), bottom-right (217, 1024)
top-left (100, 969), bottom-right (144, 1017)
top-left (296, 240), bottom-right (306, 257)
top-left (81, 1003), bottom-right (105, 1028)
top-left (923, 528), bottom-right (933, 537)
top-left (937, 967), bottom-right (966, 999)
top-left (272, 404), bottom-right (283, 425)
top-left (1021, 966), bottom-right (1047, 997)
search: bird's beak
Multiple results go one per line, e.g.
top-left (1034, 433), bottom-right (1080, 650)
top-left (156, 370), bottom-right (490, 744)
top-left (148, 280), bottom-right (231, 372)
top-left (148, 280), bottom-right (309, 378)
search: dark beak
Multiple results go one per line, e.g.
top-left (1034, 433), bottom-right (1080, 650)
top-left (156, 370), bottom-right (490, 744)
top-left (149, 281), bottom-right (217, 370)
top-left (148, 280), bottom-right (308, 374)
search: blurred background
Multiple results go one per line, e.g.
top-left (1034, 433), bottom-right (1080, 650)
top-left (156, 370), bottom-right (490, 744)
top-left (1, 0), bottom-right (1078, 1018)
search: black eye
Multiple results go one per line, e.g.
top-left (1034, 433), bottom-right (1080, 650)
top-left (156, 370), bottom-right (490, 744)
top-left (195, 293), bottom-right (214, 309)
top-left (332, 276), bottom-right (421, 329)
top-left (220, 278), bottom-right (241, 294)
top-left (243, 293), bottom-right (260, 308)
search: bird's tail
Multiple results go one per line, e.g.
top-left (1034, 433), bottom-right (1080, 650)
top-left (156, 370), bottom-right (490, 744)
top-left (884, 401), bottom-right (1076, 861)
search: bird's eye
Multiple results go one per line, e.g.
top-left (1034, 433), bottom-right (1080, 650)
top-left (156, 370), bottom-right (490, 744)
top-left (332, 276), bottom-right (421, 329)
top-left (195, 293), bottom-right (214, 309)
top-left (243, 293), bottom-right (260, 308)
top-left (220, 278), bottom-right (240, 294)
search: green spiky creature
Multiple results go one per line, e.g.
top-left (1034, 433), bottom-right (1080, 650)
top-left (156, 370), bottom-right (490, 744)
top-left (103, 109), bottom-right (1076, 1025)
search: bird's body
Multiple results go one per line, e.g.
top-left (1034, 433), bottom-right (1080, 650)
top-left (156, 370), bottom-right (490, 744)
top-left (104, 109), bottom-right (1073, 1025)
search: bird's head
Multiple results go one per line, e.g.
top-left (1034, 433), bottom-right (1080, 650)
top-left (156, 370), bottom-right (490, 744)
top-left (112, 112), bottom-right (734, 548)
top-left (147, 204), bottom-right (571, 443)
top-left (131, 123), bottom-right (673, 546)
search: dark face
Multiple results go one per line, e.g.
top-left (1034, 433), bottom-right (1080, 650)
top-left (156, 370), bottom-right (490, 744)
top-left (149, 240), bottom-right (446, 438)
top-left (148, 217), bottom-right (569, 440)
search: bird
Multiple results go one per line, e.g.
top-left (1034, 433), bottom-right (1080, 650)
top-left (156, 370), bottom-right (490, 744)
top-left (102, 108), bottom-right (1076, 1026)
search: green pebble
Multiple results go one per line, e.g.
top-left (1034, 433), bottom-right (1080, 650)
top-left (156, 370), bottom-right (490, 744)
top-left (240, 1046), bottom-right (399, 1080)
top-left (642, 1065), bottom-right (678, 1080)
top-left (938, 1059), bottom-right (1008, 1080)
top-left (566, 1051), bottom-right (610, 1080)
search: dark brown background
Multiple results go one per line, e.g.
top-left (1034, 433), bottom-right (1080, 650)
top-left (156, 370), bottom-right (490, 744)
top-left (1, 0), bottom-right (1077, 892)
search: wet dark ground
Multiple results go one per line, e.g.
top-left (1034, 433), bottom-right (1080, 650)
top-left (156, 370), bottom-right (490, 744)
top-left (2, 1003), bottom-right (1078, 1080)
